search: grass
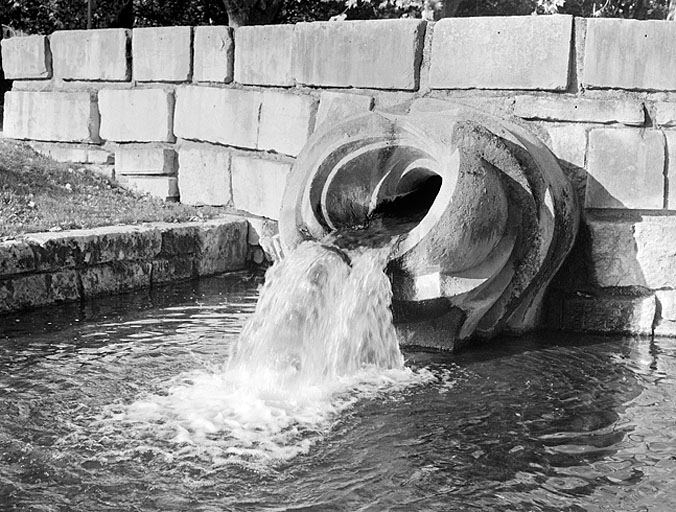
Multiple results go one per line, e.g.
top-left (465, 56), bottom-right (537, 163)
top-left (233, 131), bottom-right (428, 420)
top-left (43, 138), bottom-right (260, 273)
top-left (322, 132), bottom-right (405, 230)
top-left (0, 139), bottom-right (230, 240)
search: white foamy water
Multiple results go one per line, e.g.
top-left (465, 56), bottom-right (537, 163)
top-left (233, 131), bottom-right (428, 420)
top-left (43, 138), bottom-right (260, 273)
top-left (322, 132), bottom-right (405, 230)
top-left (111, 241), bottom-right (436, 467)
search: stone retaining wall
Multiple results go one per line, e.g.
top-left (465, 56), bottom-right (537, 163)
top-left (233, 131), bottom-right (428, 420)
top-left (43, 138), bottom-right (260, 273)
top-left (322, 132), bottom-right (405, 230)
top-left (2, 16), bottom-right (676, 336)
top-left (0, 217), bottom-right (247, 314)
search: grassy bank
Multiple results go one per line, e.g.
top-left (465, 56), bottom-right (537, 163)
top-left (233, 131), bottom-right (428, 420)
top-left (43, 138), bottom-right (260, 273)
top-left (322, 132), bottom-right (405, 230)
top-left (0, 139), bottom-right (225, 240)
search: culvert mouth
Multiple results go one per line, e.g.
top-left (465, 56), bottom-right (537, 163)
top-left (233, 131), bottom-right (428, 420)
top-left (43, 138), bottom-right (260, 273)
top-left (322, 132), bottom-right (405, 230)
top-left (307, 142), bottom-right (447, 251)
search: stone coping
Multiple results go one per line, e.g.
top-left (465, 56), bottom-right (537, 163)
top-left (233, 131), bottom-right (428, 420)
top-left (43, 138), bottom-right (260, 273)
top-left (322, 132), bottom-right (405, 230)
top-left (0, 215), bottom-right (249, 314)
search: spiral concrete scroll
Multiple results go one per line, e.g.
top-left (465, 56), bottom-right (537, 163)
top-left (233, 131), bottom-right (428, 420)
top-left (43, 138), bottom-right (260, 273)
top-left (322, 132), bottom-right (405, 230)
top-left (279, 99), bottom-right (579, 351)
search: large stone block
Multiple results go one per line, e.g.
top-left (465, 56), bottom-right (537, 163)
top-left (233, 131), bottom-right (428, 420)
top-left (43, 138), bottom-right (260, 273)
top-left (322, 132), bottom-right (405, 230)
top-left (132, 26), bottom-right (192, 82)
top-left (655, 290), bottom-right (676, 336)
top-left (430, 16), bottom-right (572, 90)
top-left (115, 146), bottom-right (177, 175)
top-left (585, 129), bottom-right (665, 210)
top-left (30, 142), bottom-right (113, 165)
top-left (80, 261), bottom-right (153, 297)
top-left (1, 35), bottom-right (51, 79)
top-left (174, 86), bottom-right (261, 149)
top-left (50, 29), bottom-right (129, 81)
top-left (560, 293), bottom-right (656, 335)
top-left (177, 144), bottom-right (231, 206)
top-left (3, 91), bottom-right (100, 142)
top-left (234, 24), bottom-right (295, 86)
top-left (0, 270), bottom-right (80, 313)
top-left (584, 19), bottom-right (676, 90)
top-left (293, 19), bottom-right (424, 90)
top-left (514, 96), bottom-right (644, 125)
top-left (587, 214), bottom-right (676, 289)
top-left (193, 26), bottom-right (234, 83)
top-left (118, 175), bottom-right (179, 200)
top-left (315, 91), bottom-right (374, 129)
top-left (195, 217), bottom-right (248, 275)
top-left (656, 103), bottom-right (676, 128)
top-left (544, 124), bottom-right (587, 168)
top-left (98, 88), bottom-right (174, 142)
top-left (231, 156), bottom-right (292, 219)
top-left (257, 91), bottom-right (317, 156)
top-left (0, 240), bottom-right (36, 277)
top-left (152, 257), bottom-right (195, 284)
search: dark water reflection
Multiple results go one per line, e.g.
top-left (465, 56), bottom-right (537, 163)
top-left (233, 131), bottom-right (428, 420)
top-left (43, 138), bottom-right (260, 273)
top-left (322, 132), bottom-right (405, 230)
top-left (1, 274), bottom-right (676, 511)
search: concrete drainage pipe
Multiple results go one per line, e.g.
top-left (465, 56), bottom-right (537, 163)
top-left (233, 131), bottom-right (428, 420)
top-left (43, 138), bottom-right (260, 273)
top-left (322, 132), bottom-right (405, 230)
top-left (279, 99), bottom-right (579, 350)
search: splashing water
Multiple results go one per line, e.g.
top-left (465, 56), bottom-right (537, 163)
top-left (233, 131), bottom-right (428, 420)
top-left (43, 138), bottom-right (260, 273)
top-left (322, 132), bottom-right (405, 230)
top-left (114, 241), bottom-right (435, 468)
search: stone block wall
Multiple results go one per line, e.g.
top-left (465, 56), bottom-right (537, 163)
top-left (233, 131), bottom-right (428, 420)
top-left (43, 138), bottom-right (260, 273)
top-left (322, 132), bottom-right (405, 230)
top-left (3, 17), bottom-right (676, 337)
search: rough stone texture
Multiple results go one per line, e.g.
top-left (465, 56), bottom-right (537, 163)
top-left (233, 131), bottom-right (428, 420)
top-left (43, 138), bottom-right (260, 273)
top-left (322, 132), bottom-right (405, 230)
top-left (585, 129), bottom-right (665, 209)
top-left (430, 16), bottom-right (572, 90)
top-left (152, 257), bottom-right (195, 283)
top-left (584, 19), bottom-right (676, 91)
top-left (177, 144), bottom-right (231, 206)
top-left (1, 35), bottom-right (51, 79)
top-left (174, 86), bottom-right (261, 149)
top-left (235, 25), bottom-right (294, 86)
top-left (193, 26), bottom-right (234, 83)
top-left (315, 91), bottom-right (374, 129)
top-left (231, 156), bottom-right (292, 219)
top-left (115, 146), bottom-right (177, 175)
top-left (0, 241), bottom-right (36, 276)
top-left (0, 270), bottom-right (81, 313)
top-left (50, 29), bottom-right (129, 81)
top-left (30, 142), bottom-right (113, 164)
top-left (293, 19), bottom-right (424, 90)
top-left (156, 224), bottom-right (201, 256)
top-left (98, 88), bottom-right (174, 142)
top-left (118, 175), bottom-right (179, 200)
top-left (195, 217), bottom-right (248, 275)
top-left (132, 26), bottom-right (192, 82)
top-left (587, 214), bottom-right (676, 289)
top-left (655, 290), bottom-right (676, 336)
top-left (514, 96), bottom-right (644, 125)
top-left (24, 225), bottom-right (162, 271)
top-left (560, 293), bottom-right (656, 335)
top-left (544, 124), bottom-right (587, 168)
top-left (257, 91), bottom-right (317, 156)
top-left (80, 261), bottom-right (153, 297)
top-left (3, 91), bottom-right (100, 142)
top-left (655, 102), bottom-right (676, 127)
top-left (664, 131), bottom-right (676, 210)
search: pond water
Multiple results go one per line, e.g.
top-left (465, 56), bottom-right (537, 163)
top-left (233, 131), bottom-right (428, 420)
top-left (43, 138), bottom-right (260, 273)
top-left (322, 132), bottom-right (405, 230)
top-left (2, 271), bottom-right (676, 511)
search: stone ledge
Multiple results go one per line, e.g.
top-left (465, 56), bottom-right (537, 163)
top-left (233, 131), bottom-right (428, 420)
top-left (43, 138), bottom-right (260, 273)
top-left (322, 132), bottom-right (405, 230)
top-left (514, 96), bottom-right (645, 125)
top-left (559, 292), bottom-right (656, 335)
top-left (0, 216), bottom-right (248, 314)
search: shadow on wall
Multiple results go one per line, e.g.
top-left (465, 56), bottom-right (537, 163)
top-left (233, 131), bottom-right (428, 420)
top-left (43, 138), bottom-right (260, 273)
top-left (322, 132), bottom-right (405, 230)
top-left (543, 155), bottom-right (656, 335)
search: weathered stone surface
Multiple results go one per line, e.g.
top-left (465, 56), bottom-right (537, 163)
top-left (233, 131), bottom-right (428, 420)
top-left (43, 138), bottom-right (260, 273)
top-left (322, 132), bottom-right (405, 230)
top-left (293, 19), bottom-right (424, 90)
top-left (0, 270), bottom-right (80, 313)
top-left (3, 91), bottom-right (100, 142)
top-left (174, 86), bottom-right (261, 149)
top-left (132, 26), bottom-right (192, 82)
top-left (664, 131), bottom-right (676, 210)
top-left (655, 289), bottom-right (676, 336)
top-left (585, 129), bottom-right (665, 209)
top-left (118, 175), bottom-right (179, 200)
top-left (98, 88), bottom-right (174, 142)
top-left (177, 144), bottom-right (231, 205)
top-left (115, 146), bottom-right (176, 175)
top-left (543, 124), bottom-right (587, 168)
top-left (561, 293), bottom-right (656, 335)
top-left (655, 102), bottom-right (676, 127)
top-left (80, 261), bottom-right (153, 297)
top-left (587, 214), bottom-right (676, 289)
top-left (193, 26), bottom-right (234, 83)
top-left (514, 96), bottom-right (644, 125)
top-left (430, 16), bottom-right (572, 90)
top-left (0, 240), bottom-right (36, 276)
top-left (195, 217), bottom-right (248, 275)
top-left (156, 223), bottom-right (201, 256)
top-left (152, 257), bottom-right (195, 283)
top-left (231, 156), bottom-right (292, 219)
top-left (30, 142), bottom-right (113, 164)
top-left (584, 19), bottom-right (676, 90)
top-left (1, 35), bottom-right (51, 79)
top-left (51, 29), bottom-right (129, 81)
top-left (24, 225), bottom-right (162, 271)
top-left (315, 91), bottom-right (373, 129)
top-left (257, 91), bottom-right (317, 156)
top-left (234, 24), bottom-right (294, 86)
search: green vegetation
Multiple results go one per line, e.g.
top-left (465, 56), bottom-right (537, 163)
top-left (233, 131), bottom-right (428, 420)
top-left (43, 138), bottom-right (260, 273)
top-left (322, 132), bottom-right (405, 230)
top-left (0, 139), bottom-right (225, 240)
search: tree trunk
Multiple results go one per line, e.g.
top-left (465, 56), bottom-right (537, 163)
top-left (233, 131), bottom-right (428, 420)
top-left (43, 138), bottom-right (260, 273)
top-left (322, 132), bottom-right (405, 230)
top-left (668, 0), bottom-right (676, 21)
top-left (221, 0), bottom-right (283, 27)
